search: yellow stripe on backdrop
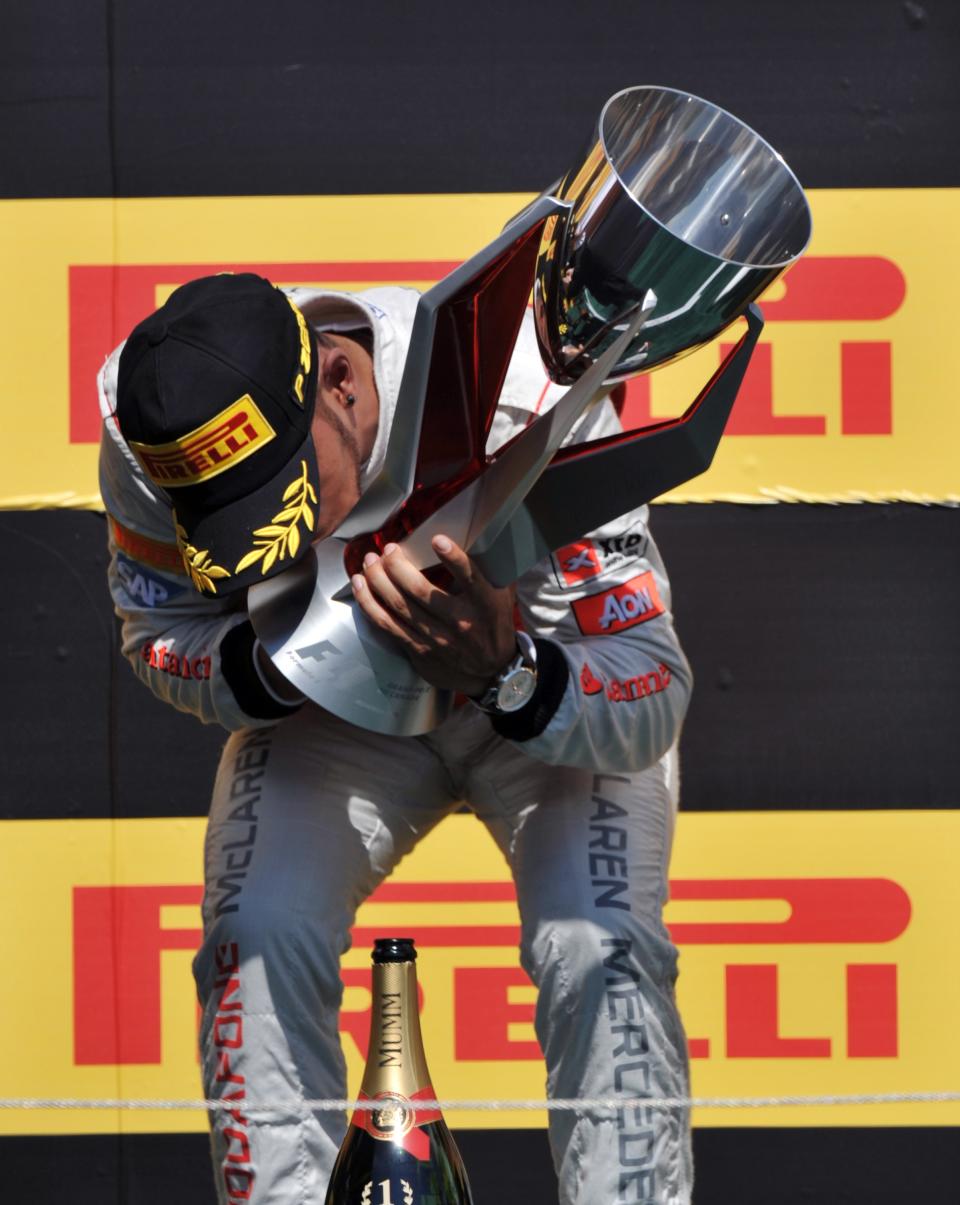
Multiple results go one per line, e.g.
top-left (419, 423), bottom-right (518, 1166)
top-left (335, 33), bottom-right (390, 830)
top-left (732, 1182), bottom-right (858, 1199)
top-left (0, 190), bottom-right (957, 506)
top-left (0, 812), bottom-right (958, 1135)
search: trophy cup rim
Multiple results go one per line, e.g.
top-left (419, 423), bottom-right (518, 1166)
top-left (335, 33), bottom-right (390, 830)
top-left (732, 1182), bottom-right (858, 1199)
top-left (597, 83), bottom-right (813, 272)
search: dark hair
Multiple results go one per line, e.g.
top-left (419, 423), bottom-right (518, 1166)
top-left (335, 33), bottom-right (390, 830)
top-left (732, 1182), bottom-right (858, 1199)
top-left (315, 327), bottom-right (374, 358)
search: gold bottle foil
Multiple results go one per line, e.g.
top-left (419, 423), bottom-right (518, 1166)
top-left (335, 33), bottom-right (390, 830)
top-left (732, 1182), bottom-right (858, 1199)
top-left (355, 959), bottom-right (438, 1143)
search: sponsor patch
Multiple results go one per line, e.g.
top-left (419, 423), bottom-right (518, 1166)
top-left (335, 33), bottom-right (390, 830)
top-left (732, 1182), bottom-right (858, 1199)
top-left (581, 660), bottom-right (672, 702)
top-left (116, 553), bottom-right (186, 607)
top-left (571, 571), bottom-right (665, 635)
top-left (551, 529), bottom-right (648, 589)
top-left (580, 662), bottom-right (604, 695)
top-left (130, 395), bottom-right (275, 488)
top-left (211, 942), bottom-right (256, 1203)
top-left (109, 516), bottom-right (186, 574)
top-left (141, 641), bottom-right (211, 680)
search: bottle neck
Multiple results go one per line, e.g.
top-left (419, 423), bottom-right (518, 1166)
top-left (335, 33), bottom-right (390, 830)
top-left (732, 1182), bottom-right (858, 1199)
top-left (360, 958), bottom-right (433, 1100)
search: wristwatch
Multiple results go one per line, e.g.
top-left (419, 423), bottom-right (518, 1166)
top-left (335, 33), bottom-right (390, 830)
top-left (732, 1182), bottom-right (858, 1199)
top-left (471, 631), bottom-right (538, 715)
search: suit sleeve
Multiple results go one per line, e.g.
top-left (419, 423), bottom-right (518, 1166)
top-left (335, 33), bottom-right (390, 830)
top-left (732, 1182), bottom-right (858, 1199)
top-left (98, 350), bottom-right (303, 731)
top-left (489, 501), bottom-right (692, 773)
top-left (483, 377), bottom-right (692, 773)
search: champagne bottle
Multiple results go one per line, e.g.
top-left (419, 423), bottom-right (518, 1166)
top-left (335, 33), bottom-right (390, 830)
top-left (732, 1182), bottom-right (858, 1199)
top-left (325, 937), bottom-right (474, 1205)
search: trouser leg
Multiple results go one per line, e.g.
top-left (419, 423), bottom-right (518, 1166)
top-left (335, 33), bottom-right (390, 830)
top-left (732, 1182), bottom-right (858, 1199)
top-left (457, 719), bottom-right (691, 1205)
top-left (193, 709), bottom-right (458, 1205)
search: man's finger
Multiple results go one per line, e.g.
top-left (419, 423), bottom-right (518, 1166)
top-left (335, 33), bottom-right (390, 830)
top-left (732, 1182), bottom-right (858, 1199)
top-left (431, 534), bottom-right (476, 592)
top-left (379, 544), bottom-right (459, 625)
top-left (351, 573), bottom-right (429, 654)
top-left (361, 551), bottom-right (415, 621)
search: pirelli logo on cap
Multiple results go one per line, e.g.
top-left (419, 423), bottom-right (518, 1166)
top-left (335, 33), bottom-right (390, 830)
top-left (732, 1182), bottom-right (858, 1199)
top-left (131, 396), bottom-right (276, 488)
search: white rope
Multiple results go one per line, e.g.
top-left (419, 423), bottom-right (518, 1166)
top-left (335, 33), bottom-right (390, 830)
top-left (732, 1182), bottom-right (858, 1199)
top-left (1, 1092), bottom-right (957, 1113)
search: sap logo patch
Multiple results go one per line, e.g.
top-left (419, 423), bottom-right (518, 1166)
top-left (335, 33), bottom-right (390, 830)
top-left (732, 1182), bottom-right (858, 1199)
top-left (117, 554), bottom-right (186, 607)
top-left (552, 529), bottom-right (648, 589)
top-left (571, 570), bottom-right (665, 635)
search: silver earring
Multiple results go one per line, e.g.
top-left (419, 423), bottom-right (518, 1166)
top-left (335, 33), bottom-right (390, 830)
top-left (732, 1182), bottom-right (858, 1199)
top-left (345, 393), bottom-right (356, 407)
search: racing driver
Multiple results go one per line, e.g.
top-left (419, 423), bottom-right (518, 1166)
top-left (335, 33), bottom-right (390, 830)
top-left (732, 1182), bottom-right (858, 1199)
top-left (98, 271), bottom-right (694, 1205)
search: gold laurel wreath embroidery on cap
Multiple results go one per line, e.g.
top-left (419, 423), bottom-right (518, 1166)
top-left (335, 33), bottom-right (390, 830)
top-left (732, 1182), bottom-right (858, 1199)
top-left (235, 459), bottom-right (317, 576)
top-left (173, 515), bottom-right (232, 595)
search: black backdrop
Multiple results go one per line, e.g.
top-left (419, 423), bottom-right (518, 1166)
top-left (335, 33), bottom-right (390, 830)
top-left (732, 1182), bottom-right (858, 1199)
top-left (3, 0), bottom-right (959, 197)
top-left (4, 504), bottom-right (959, 823)
top-left (2, 2), bottom-right (958, 1202)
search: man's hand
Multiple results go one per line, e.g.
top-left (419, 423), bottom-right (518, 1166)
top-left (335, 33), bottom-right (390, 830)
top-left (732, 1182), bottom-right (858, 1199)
top-left (350, 534), bottom-right (518, 696)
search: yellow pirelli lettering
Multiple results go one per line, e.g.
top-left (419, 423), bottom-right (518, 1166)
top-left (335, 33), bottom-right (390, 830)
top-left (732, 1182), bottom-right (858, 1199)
top-left (130, 396), bottom-right (276, 488)
top-left (286, 295), bottom-right (312, 406)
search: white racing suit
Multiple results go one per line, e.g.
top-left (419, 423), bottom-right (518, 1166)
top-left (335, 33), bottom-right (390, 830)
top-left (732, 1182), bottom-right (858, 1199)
top-left (98, 286), bottom-right (694, 1205)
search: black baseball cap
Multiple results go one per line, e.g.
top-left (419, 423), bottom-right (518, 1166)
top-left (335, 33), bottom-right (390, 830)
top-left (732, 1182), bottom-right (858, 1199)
top-left (117, 273), bottom-right (320, 596)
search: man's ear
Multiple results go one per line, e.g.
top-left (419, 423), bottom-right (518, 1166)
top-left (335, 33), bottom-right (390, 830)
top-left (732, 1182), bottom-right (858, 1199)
top-left (319, 345), bottom-right (356, 406)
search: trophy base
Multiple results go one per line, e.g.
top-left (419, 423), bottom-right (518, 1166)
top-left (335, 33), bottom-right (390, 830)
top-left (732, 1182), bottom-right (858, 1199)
top-left (248, 541), bottom-right (451, 737)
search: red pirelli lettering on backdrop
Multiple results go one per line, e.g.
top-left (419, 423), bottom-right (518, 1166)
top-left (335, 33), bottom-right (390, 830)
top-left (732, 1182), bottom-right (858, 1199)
top-left (617, 255), bottom-right (906, 436)
top-left (72, 878), bottom-right (909, 1068)
top-left (71, 256), bottom-right (905, 442)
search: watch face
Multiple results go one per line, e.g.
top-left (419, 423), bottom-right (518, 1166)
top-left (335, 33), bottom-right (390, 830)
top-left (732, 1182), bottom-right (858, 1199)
top-left (496, 667), bottom-right (537, 713)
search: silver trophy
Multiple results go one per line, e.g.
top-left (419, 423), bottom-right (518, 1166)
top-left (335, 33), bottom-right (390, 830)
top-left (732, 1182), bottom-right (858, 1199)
top-left (250, 85), bottom-right (812, 735)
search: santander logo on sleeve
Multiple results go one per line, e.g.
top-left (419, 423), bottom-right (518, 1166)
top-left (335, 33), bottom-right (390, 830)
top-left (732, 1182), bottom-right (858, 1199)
top-left (571, 570), bottom-right (665, 635)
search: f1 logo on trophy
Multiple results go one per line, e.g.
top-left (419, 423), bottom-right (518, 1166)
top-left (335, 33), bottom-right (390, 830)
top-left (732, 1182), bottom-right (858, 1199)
top-left (250, 85), bottom-right (812, 734)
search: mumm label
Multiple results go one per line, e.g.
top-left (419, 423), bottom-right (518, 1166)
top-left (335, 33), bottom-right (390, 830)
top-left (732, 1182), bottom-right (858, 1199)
top-left (379, 992), bottom-right (403, 1067)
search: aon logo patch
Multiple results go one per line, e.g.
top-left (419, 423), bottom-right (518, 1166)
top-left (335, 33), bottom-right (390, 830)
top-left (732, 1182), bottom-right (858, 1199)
top-left (571, 571), bottom-right (665, 635)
